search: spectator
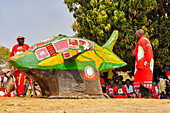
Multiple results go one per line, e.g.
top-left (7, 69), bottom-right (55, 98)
top-left (151, 82), bottom-right (160, 99)
top-left (24, 75), bottom-right (36, 97)
top-left (33, 81), bottom-right (42, 97)
top-left (0, 69), bottom-right (16, 97)
top-left (125, 79), bottom-right (134, 98)
top-left (115, 75), bottom-right (123, 85)
top-left (164, 65), bottom-right (170, 80)
top-left (114, 81), bottom-right (127, 98)
top-left (100, 75), bottom-right (106, 93)
top-left (0, 72), bottom-right (8, 97)
top-left (106, 79), bottom-right (111, 93)
top-left (107, 80), bottom-right (118, 98)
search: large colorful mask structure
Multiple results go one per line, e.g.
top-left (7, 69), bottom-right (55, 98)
top-left (9, 30), bottom-right (127, 98)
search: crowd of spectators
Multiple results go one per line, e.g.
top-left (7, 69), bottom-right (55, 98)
top-left (100, 70), bottom-right (170, 99)
top-left (0, 70), bottom-right (41, 97)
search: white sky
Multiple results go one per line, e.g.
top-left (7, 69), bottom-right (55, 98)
top-left (0, 0), bottom-right (75, 50)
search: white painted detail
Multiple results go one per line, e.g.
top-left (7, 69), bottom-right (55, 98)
top-left (138, 46), bottom-right (144, 61)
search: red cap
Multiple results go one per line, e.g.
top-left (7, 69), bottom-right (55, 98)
top-left (17, 35), bottom-right (25, 39)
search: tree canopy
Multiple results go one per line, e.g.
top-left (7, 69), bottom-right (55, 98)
top-left (0, 46), bottom-right (10, 68)
top-left (64, 0), bottom-right (169, 76)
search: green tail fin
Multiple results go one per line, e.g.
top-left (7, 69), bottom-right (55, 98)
top-left (102, 30), bottom-right (118, 50)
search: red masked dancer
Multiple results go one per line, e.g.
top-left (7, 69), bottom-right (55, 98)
top-left (132, 29), bottom-right (154, 96)
top-left (9, 35), bottom-right (29, 96)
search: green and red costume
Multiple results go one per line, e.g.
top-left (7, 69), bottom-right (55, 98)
top-left (114, 85), bottom-right (127, 98)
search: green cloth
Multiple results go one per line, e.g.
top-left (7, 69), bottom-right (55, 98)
top-left (152, 82), bottom-right (157, 86)
top-left (118, 85), bottom-right (124, 88)
top-left (110, 84), bottom-right (115, 88)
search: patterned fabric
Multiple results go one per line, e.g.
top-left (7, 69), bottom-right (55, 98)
top-left (9, 44), bottom-right (29, 58)
top-left (107, 84), bottom-right (118, 94)
top-left (133, 36), bottom-right (154, 90)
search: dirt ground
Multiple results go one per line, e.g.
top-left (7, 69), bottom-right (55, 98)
top-left (0, 97), bottom-right (170, 113)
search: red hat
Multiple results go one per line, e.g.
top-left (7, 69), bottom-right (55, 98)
top-left (17, 35), bottom-right (25, 39)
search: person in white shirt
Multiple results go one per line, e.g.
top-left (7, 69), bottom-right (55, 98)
top-left (125, 79), bottom-right (134, 97)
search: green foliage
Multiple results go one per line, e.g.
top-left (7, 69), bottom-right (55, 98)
top-left (0, 46), bottom-right (10, 68)
top-left (150, 17), bottom-right (170, 72)
top-left (64, 0), bottom-right (169, 75)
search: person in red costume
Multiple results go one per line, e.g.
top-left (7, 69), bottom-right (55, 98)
top-left (9, 35), bottom-right (30, 97)
top-left (132, 29), bottom-right (154, 97)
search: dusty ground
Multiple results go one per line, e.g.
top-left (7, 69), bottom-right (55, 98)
top-left (0, 97), bottom-right (170, 113)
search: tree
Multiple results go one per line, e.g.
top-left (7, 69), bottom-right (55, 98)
top-left (0, 46), bottom-right (10, 68)
top-left (64, 0), bottom-right (169, 76)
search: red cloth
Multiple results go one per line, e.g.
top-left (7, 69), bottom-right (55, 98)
top-left (133, 36), bottom-right (154, 90)
top-left (115, 86), bottom-right (127, 95)
top-left (9, 44), bottom-right (29, 96)
top-left (166, 71), bottom-right (170, 80)
top-left (106, 85), bottom-right (110, 93)
top-left (0, 88), bottom-right (16, 97)
top-left (0, 88), bottom-right (5, 92)
top-left (151, 85), bottom-right (160, 99)
top-left (28, 77), bottom-right (33, 86)
top-left (107, 85), bottom-right (118, 94)
top-left (113, 95), bottom-right (127, 98)
top-left (100, 78), bottom-right (105, 87)
top-left (136, 93), bottom-right (142, 98)
top-left (113, 86), bottom-right (127, 98)
top-left (9, 44), bottom-right (29, 58)
top-left (0, 88), bottom-right (8, 97)
top-left (7, 91), bottom-right (16, 97)
top-left (15, 71), bottom-right (26, 96)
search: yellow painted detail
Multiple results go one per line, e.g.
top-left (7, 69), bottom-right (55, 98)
top-left (95, 45), bottom-right (124, 64)
top-left (76, 50), bottom-right (103, 69)
top-left (82, 51), bottom-right (95, 60)
top-left (108, 32), bottom-right (118, 50)
top-left (38, 53), bottom-right (64, 66)
top-left (70, 50), bottom-right (78, 57)
top-left (93, 52), bottom-right (103, 69)
top-left (76, 55), bottom-right (91, 62)
top-left (108, 70), bottom-right (113, 79)
top-left (76, 51), bottom-right (94, 62)
top-left (10, 51), bottom-right (31, 59)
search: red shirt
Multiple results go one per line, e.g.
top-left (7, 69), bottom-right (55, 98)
top-left (107, 84), bottom-right (118, 93)
top-left (9, 44), bottom-right (29, 71)
top-left (116, 85), bottom-right (127, 95)
top-left (100, 78), bottom-right (105, 87)
top-left (9, 44), bottom-right (29, 58)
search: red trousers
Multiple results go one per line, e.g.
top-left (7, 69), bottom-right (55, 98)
top-left (14, 70), bottom-right (26, 96)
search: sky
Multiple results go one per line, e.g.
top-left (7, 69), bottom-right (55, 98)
top-left (0, 0), bottom-right (75, 50)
